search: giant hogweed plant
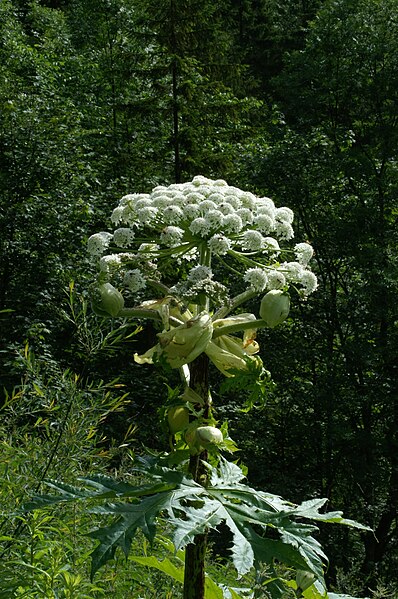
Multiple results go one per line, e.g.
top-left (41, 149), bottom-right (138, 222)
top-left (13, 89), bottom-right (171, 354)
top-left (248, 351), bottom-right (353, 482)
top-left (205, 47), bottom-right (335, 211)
top-left (27, 177), bottom-right (369, 598)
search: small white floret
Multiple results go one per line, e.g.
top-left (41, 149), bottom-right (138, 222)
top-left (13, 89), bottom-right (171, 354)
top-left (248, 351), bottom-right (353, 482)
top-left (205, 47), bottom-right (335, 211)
top-left (299, 270), bottom-right (318, 295)
top-left (294, 242), bottom-right (314, 266)
top-left (87, 232), bottom-right (113, 256)
top-left (208, 234), bottom-right (231, 255)
top-left (241, 230), bottom-right (265, 251)
top-left (113, 227), bottom-right (135, 248)
top-left (244, 268), bottom-right (268, 292)
top-left (160, 226), bottom-right (184, 247)
top-left (124, 269), bottom-right (147, 292)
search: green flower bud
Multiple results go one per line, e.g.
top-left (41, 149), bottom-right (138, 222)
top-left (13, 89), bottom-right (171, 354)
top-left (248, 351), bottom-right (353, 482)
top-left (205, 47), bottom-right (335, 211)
top-left (195, 426), bottom-right (223, 447)
top-left (259, 290), bottom-right (290, 328)
top-left (167, 406), bottom-right (189, 434)
top-left (92, 283), bottom-right (124, 317)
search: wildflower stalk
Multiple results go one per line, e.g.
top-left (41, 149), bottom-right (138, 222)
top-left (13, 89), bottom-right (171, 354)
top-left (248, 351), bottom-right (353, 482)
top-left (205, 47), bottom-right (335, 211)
top-left (183, 247), bottom-right (212, 599)
top-left (86, 175), bottom-right (319, 597)
top-left (212, 288), bottom-right (258, 321)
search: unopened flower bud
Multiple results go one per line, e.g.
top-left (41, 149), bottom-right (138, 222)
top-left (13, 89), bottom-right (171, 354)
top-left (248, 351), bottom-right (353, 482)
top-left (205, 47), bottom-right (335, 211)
top-left (167, 406), bottom-right (189, 434)
top-left (92, 283), bottom-right (124, 317)
top-left (195, 426), bottom-right (223, 447)
top-left (259, 290), bottom-right (290, 328)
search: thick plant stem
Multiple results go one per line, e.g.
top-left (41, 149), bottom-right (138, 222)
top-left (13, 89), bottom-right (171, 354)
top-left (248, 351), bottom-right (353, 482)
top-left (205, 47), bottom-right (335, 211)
top-left (183, 353), bottom-right (210, 599)
top-left (183, 534), bottom-right (207, 599)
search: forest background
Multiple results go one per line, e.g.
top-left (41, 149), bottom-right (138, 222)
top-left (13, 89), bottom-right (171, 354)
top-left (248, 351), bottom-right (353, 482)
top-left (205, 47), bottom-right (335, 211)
top-left (0, 0), bottom-right (397, 596)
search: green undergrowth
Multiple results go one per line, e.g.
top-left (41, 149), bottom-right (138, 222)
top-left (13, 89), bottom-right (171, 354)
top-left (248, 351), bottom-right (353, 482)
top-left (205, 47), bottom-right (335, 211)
top-left (0, 340), bottom-right (393, 598)
top-left (0, 344), bottom-right (248, 598)
top-left (0, 347), bottom-right (173, 597)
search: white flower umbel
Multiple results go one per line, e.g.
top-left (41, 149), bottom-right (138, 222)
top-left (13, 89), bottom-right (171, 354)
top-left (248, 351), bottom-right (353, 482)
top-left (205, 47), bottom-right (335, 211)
top-left (208, 234), bottom-right (231, 255)
top-left (257, 198), bottom-right (275, 217)
top-left (275, 206), bottom-right (294, 224)
top-left (160, 226), bottom-right (184, 247)
top-left (110, 206), bottom-right (124, 226)
top-left (299, 270), bottom-right (318, 295)
top-left (275, 221), bottom-right (294, 241)
top-left (88, 232), bottom-right (113, 256)
top-left (199, 200), bottom-right (218, 213)
top-left (241, 230), bottom-right (265, 252)
top-left (204, 209), bottom-right (224, 231)
top-left (263, 237), bottom-right (280, 254)
top-left (222, 213), bottom-right (243, 234)
top-left (183, 204), bottom-right (201, 220)
top-left (124, 269), bottom-right (147, 292)
top-left (267, 270), bottom-right (286, 290)
top-left (137, 206), bottom-right (158, 225)
top-left (89, 176), bottom-right (317, 309)
top-left (189, 217), bottom-right (211, 238)
top-left (244, 268), bottom-right (268, 292)
top-left (294, 242), bottom-right (314, 266)
top-left (113, 227), bottom-right (135, 248)
top-left (281, 261), bottom-right (304, 283)
top-left (218, 202), bottom-right (235, 215)
top-left (163, 205), bottom-right (184, 224)
top-left (254, 214), bottom-right (275, 234)
top-left (188, 265), bottom-right (213, 282)
top-left (236, 208), bottom-right (254, 226)
top-left (99, 254), bottom-right (122, 273)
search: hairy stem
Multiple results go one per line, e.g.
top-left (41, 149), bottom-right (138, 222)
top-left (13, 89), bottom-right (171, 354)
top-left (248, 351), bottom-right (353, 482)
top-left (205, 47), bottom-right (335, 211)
top-left (183, 352), bottom-right (210, 599)
top-left (212, 288), bottom-right (258, 321)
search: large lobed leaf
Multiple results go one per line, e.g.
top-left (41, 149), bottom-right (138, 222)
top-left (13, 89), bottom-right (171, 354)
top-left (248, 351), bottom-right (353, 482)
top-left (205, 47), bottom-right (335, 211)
top-left (23, 456), bottom-right (370, 583)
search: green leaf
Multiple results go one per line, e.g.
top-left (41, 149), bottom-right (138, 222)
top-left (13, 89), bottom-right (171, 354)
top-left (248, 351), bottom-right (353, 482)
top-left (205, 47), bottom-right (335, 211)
top-left (210, 457), bottom-right (246, 486)
top-left (130, 551), bottom-right (224, 598)
top-left (23, 475), bottom-right (181, 512)
top-left (218, 510), bottom-right (255, 577)
top-left (302, 579), bottom-right (328, 598)
top-left (292, 498), bottom-right (372, 531)
top-left (172, 499), bottom-right (223, 549)
top-left (129, 554), bottom-right (184, 583)
top-left (279, 528), bottom-right (326, 580)
top-left (24, 455), bottom-right (371, 586)
top-left (89, 516), bottom-right (135, 578)
top-left (204, 577), bottom-right (225, 599)
top-left (22, 480), bottom-right (93, 510)
top-left (224, 588), bottom-right (253, 599)
top-left (237, 524), bottom-right (310, 573)
top-left (265, 576), bottom-right (291, 599)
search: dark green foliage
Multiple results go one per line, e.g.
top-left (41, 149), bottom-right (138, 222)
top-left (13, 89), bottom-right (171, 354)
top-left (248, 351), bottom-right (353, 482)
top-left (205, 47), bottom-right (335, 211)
top-left (233, 0), bottom-right (398, 589)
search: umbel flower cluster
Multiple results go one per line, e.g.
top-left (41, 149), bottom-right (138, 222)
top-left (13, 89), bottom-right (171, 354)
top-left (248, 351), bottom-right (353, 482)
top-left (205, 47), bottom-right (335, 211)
top-left (88, 175), bottom-right (317, 296)
top-left (88, 176), bottom-right (317, 379)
